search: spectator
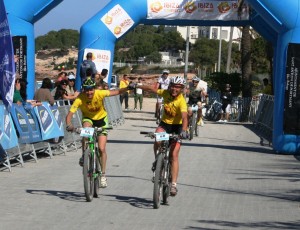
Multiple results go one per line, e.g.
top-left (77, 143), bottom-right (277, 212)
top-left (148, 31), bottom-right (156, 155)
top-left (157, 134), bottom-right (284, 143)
top-left (55, 71), bottom-right (68, 87)
top-left (262, 78), bottom-right (272, 95)
top-left (119, 74), bottom-right (130, 110)
top-left (95, 69), bottom-right (108, 89)
top-left (54, 80), bottom-right (79, 101)
top-left (14, 78), bottom-right (41, 107)
top-left (155, 69), bottom-right (170, 123)
top-left (217, 84), bottom-right (233, 123)
top-left (134, 77), bottom-right (143, 110)
top-left (66, 73), bottom-right (76, 96)
top-left (13, 78), bottom-right (24, 105)
top-left (80, 52), bottom-right (98, 82)
top-left (34, 78), bottom-right (55, 106)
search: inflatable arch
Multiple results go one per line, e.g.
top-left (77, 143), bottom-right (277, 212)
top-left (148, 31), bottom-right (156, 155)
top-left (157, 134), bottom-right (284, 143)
top-left (4, 0), bottom-right (300, 154)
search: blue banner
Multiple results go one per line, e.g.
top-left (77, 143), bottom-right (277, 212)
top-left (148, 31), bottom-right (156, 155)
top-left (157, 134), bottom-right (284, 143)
top-left (0, 104), bottom-right (18, 149)
top-left (10, 103), bottom-right (42, 143)
top-left (0, 0), bottom-right (16, 111)
top-left (34, 102), bottom-right (64, 140)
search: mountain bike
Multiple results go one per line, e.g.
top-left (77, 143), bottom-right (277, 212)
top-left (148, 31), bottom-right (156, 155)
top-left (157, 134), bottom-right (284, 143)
top-left (204, 98), bottom-right (222, 121)
top-left (188, 104), bottom-right (199, 140)
top-left (74, 126), bottom-right (112, 202)
top-left (140, 131), bottom-right (179, 209)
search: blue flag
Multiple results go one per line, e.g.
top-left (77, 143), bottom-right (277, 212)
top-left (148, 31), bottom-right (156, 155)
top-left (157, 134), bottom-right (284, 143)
top-left (0, 0), bottom-right (16, 111)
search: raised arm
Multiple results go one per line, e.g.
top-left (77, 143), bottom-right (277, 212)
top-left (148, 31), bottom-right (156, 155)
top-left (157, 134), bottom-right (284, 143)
top-left (136, 84), bottom-right (158, 94)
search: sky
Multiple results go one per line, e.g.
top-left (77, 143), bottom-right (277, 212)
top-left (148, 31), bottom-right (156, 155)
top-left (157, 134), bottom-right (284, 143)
top-left (34, 0), bottom-right (111, 37)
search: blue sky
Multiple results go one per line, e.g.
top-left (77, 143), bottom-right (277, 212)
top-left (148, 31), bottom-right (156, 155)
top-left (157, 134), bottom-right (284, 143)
top-left (34, 0), bottom-right (111, 37)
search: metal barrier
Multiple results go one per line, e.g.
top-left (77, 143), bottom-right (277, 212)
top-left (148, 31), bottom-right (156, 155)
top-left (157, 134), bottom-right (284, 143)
top-left (253, 94), bottom-right (274, 145)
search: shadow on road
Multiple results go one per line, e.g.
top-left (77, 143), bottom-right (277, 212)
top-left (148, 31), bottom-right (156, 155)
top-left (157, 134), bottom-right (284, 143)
top-left (108, 139), bottom-right (274, 155)
top-left (26, 189), bottom-right (85, 202)
top-left (104, 194), bottom-right (153, 209)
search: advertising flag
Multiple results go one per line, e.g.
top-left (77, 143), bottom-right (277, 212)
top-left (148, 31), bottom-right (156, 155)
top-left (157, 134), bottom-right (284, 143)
top-left (0, 0), bottom-right (16, 111)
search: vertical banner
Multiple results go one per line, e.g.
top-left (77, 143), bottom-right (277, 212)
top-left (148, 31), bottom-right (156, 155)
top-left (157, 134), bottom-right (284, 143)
top-left (12, 36), bottom-right (27, 81)
top-left (0, 104), bottom-right (18, 149)
top-left (284, 43), bottom-right (300, 134)
top-left (0, 0), bottom-right (16, 111)
top-left (34, 102), bottom-right (64, 140)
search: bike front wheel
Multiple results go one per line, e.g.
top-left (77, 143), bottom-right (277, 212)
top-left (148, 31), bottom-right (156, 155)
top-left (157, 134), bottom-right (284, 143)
top-left (162, 162), bottom-right (171, 204)
top-left (189, 113), bottom-right (196, 140)
top-left (195, 117), bottom-right (199, 137)
top-left (93, 151), bottom-right (101, 198)
top-left (83, 148), bottom-right (94, 202)
top-left (153, 154), bottom-right (164, 209)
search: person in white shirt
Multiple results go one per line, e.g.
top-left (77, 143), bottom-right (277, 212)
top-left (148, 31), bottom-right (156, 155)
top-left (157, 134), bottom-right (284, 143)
top-left (155, 69), bottom-right (170, 123)
top-left (134, 77), bottom-right (143, 110)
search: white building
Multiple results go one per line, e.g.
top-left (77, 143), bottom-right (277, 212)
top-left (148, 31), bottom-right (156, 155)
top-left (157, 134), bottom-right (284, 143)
top-left (165, 26), bottom-right (242, 44)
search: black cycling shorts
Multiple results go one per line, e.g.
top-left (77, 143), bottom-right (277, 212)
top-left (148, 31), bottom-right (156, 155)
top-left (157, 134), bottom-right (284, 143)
top-left (158, 121), bottom-right (182, 135)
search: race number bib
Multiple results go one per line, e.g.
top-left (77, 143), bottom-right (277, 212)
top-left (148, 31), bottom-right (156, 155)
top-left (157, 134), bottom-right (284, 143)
top-left (155, 132), bottom-right (169, 141)
top-left (80, 127), bottom-right (94, 138)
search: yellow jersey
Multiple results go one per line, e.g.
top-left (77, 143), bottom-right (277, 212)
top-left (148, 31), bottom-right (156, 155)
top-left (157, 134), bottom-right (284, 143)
top-left (157, 89), bottom-right (187, 125)
top-left (70, 89), bottom-right (110, 120)
top-left (120, 79), bottom-right (129, 93)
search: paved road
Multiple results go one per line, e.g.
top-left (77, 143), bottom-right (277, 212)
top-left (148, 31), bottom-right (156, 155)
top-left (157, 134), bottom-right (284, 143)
top-left (1, 111), bottom-right (300, 230)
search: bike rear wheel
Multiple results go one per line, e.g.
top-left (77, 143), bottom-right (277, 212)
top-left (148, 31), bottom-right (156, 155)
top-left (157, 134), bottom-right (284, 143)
top-left (93, 150), bottom-right (101, 198)
top-left (83, 148), bottom-right (94, 202)
top-left (153, 153), bottom-right (163, 209)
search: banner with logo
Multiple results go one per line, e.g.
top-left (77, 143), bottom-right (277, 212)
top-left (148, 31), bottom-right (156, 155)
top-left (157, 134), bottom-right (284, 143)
top-left (10, 104), bottom-right (42, 143)
top-left (12, 36), bottom-right (28, 81)
top-left (0, 104), bottom-right (18, 149)
top-left (0, 0), bottom-right (16, 111)
top-left (147, 0), bottom-right (249, 20)
top-left (284, 43), bottom-right (300, 135)
top-left (83, 48), bottom-right (111, 80)
top-left (34, 102), bottom-right (64, 140)
top-left (101, 4), bottom-right (135, 38)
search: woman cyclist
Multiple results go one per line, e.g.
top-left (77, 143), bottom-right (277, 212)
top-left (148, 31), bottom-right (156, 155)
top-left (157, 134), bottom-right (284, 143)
top-left (65, 77), bottom-right (129, 188)
top-left (130, 76), bottom-right (189, 196)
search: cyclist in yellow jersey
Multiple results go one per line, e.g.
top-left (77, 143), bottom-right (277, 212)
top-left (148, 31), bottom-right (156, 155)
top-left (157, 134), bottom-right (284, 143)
top-left (129, 76), bottom-right (189, 196)
top-left (65, 77), bottom-right (129, 188)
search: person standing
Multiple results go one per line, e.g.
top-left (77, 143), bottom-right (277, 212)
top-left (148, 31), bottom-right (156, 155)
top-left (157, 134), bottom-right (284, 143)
top-left (80, 52), bottom-right (98, 82)
top-left (155, 69), bottom-right (170, 123)
top-left (217, 84), bottom-right (233, 123)
top-left (34, 77), bottom-right (55, 106)
top-left (119, 74), bottom-right (130, 110)
top-left (134, 77), bottom-right (143, 110)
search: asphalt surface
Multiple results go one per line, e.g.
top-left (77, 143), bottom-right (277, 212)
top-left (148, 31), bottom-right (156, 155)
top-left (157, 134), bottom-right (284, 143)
top-left (1, 103), bottom-right (300, 230)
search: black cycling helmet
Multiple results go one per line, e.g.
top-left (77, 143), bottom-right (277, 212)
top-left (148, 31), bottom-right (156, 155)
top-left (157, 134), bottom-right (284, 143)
top-left (82, 77), bottom-right (96, 89)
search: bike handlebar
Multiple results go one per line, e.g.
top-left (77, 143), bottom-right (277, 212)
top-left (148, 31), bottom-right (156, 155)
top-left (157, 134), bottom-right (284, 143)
top-left (73, 126), bottom-right (113, 134)
top-left (140, 131), bottom-right (180, 140)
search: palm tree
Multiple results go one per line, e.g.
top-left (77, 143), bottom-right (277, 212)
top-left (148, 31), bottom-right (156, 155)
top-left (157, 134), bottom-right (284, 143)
top-left (238, 0), bottom-right (252, 121)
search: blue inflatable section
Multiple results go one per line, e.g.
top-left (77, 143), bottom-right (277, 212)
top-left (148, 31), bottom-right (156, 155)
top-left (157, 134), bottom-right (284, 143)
top-left (3, 0), bottom-right (300, 154)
